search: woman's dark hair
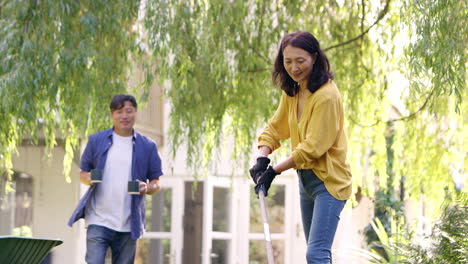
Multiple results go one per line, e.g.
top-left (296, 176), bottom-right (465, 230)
top-left (110, 94), bottom-right (138, 112)
top-left (272, 31), bottom-right (333, 96)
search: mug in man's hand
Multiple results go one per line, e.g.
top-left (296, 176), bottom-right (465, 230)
top-left (128, 181), bottom-right (140, 195)
top-left (90, 169), bottom-right (103, 184)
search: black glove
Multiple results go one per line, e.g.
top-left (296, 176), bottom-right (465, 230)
top-left (254, 166), bottom-right (280, 197)
top-left (249, 157), bottom-right (270, 184)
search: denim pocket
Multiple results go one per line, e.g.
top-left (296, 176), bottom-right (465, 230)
top-left (298, 169), bottom-right (325, 197)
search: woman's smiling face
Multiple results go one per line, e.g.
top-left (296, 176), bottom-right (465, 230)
top-left (283, 45), bottom-right (316, 84)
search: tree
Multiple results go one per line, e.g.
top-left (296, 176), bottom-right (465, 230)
top-left (0, 0), bottom-right (151, 183)
top-left (1, 0), bottom-right (466, 218)
top-left (144, 0), bottom-right (466, 210)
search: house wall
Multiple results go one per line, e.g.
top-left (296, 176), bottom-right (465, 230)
top-left (334, 197), bottom-right (374, 263)
top-left (133, 84), bottom-right (164, 147)
top-left (12, 145), bottom-right (85, 264)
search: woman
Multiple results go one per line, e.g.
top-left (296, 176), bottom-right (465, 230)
top-left (249, 31), bottom-right (352, 264)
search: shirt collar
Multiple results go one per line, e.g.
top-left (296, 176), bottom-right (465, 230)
top-left (108, 127), bottom-right (137, 141)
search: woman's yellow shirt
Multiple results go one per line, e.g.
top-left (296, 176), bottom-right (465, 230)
top-left (258, 80), bottom-right (352, 200)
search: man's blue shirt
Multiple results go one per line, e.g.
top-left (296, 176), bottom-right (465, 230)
top-left (68, 128), bottom-right (163, 240)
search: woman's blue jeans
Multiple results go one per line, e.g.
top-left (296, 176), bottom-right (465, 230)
top-left (86, 224), bottom-right (136, 264)
top-left (297, 169), bottom-right (346, 264)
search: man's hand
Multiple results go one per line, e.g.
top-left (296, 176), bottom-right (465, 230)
top-left (80, 171), bottom-right (92, 186)
top-left (138, 178), bottom-right (161, 195)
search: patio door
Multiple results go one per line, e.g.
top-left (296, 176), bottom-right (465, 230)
top-left (246, 177), bottom-right (294, 264)
top-left (202, 177), bottom-right (238, 264)
top-left (136, 177), bottom-right (184, 264)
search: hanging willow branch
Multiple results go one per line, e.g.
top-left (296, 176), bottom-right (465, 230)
top-left (0, 0), bottom-right (150, 181)
top-left (324, 0), bottom-right (392, 51)
top-left (348, 84), bottom-right (438, 127)
top-left (1, 0), bottom-right (465, 218)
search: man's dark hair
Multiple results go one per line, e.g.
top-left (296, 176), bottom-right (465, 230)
top-left (272, 31), bottom-right (333, 96)
top-left (110, 94), bottom-right (138, 112)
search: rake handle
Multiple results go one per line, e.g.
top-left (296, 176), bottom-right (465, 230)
top-left (258, 188), bottom-right (275, 264)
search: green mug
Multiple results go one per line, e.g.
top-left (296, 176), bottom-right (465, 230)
top-left (128, 181), bottom-right (140, 195)
top-left (90, 169), bottom-right (103, 184)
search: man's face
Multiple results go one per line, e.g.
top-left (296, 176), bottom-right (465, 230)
top-left (111, 101), bottom-right (137, 134)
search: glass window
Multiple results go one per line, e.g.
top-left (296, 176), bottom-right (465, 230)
top-left (249, 184), bottom-right (285, 233)
top-left (183, 182), bottom-right (203, 264)
top-left (146, 188), bottom-right (172, 232)
top-left (248, 240), bottom-right (284, 264)
top-left (0, 172), bottom-right (33, 236)
top-left (212, 187), bottom-right (231, 232)
top-left (211, 239), bottom-right (230, 264)
top-left (135, 238), bottom-right (171, 264)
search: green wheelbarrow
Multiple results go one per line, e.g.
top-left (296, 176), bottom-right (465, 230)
top-left (0, 236), bottom-right (63, 264)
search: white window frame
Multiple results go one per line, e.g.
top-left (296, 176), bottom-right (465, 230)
top-left (142, 177), bottom-right (184, 264)
top-left (240, 175), bottom-right (295, 264)
top-left (202, 176), bottom-right (238, 264)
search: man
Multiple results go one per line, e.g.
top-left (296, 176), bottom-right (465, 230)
top-left (68, 94), bottom-right (163, 264)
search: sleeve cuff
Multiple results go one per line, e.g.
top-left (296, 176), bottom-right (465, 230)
top-left (258, 139), bottom-right (279, 152)
top-left (292, 150), bottom-right (305, 169)
top-left (148, 171), bottom-right (163, 180)
top-left (79, 165), bottom-right (92, 172)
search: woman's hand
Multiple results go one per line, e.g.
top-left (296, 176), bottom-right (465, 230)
top-left (254, 166), bottom-right (280, 197)
top-left (249, 157), bottom-right (271, 184)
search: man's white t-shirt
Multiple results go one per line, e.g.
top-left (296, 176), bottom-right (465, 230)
top-left (85, 132), bottom-right (133, 232)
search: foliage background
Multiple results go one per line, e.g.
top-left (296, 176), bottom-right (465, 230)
top-left (1, 0), bottom-right (466, 218)
top-left (143, 0), bottom-right (467, 215)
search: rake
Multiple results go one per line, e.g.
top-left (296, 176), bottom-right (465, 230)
top-left (258, 188), bottom-right (275, 264)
